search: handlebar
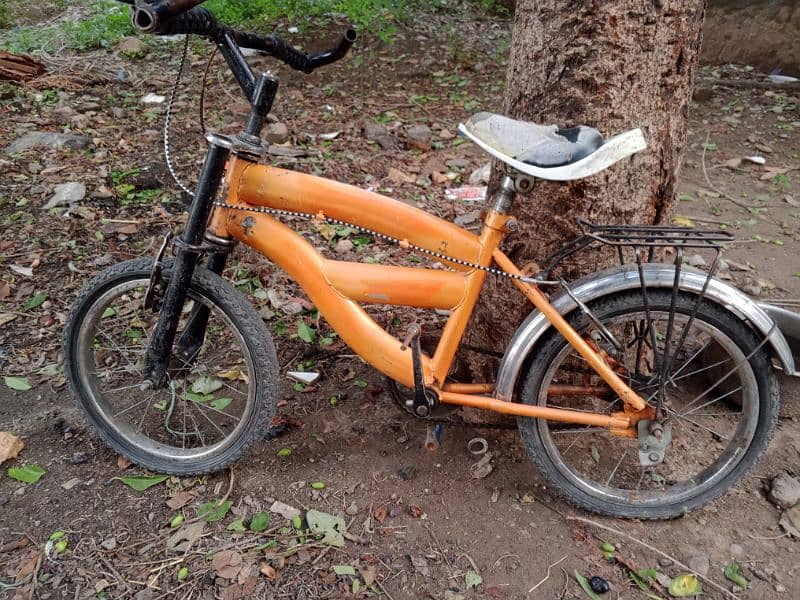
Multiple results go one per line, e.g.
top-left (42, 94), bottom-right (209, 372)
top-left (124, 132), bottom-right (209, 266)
top-left (121, 1), bottom-right (355, 74)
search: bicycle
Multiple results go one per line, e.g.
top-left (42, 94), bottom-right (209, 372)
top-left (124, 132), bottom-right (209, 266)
top-left (63, 0), bottom-right (797, 519)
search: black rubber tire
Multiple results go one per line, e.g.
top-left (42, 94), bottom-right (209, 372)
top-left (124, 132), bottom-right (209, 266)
top-left (518, 289), bottom-right (779, 519)
top-left (63, 257), bottom-right (278, 475)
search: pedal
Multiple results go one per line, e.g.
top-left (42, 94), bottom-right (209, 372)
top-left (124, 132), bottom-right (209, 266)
top-left (637, 420), bottom-right (672, 467)
top-left (144, 233), bottom-right (173, 310)
top-left (403, 325), bottom-right (437, 417)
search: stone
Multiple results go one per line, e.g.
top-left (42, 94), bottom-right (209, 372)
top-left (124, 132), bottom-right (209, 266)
top-left (658, 558), bottom-right (674, 567)
top-left (334, 239), bottom-right (354, 254)
top-left (43, 182), bottom-right (86, 210)
top-left (100, 537), bottom-right (117, 551)
top-left (767, 471), bottom-right (800, 509)
top-left (469, 162), bottom-right (492, 185)
top-left (61, 478), bottom-right (81, 490)
top-left (729, 543), bottom-right (743, 557)
top-left (363, 120), bottom-right (394, 149)
top-left (69, 451), bottom-right (90, 464)
top-left (684, 254), bottom-right (706, 267)
top-left (4, 131), bottom-right (92, 155)
top-left (264, 122), bottom-right (290, 145)
top-left (405, 124), bottom-right (432, 150)
top-left (398, 466), bottom-right (415, 480)
top-left (117, 37), bottom-right (148, 57)
top-left (445, 158), bottom-right (470, 168)
top-left (688, 555), bottom-right (709, 577)
top-left (345, 501), bottom-right (359, 516)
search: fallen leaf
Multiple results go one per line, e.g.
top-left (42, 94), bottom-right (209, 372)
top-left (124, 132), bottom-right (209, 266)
top-left (409, 504), bottom-right (424, 518)
top-left (259, 562), bottom-right (276, 579)
top-left (269, 500), bottom-right (300, 520)
top-left (197, 500), bottom-right (232, 522)
top-left (9, 264), bottom-right (33, 277)
top-left (333, 564), bottom-right (356, 576)
top-left (465, 570), bottom-right (483, 589)
top-left (15, 550), bottom-right (41, 583)
top-left (227, 518), bottom-right (247, 532)
top-left (115, 474), bottom-right (168, 491)
top-left (8, 464), bottom-right (45, 484)
top-left (191, 375), bottom-right (224, 395)
top-left (669, 573), bottom-right (702, 597)
top-left (212, 549), bottom-right (243, 579)
top-left (4, 376), bottom-right (32, 391)
top-left (306, 509), bottom-right (346, 547)
top-left (166, 521), bottom-right (206, 553)
top-left (672, 215), bottom-right (695, 227)
top-left (250, 511), bottom-right (270, 532)
top-left (166, 491), bottom-right (194, 510)
top-left (0, 432), bottom-right (24, 465)
top-left (724, 562), bottom-right (748, 589)
top-left (117, 455), bottom-right (132, 470)
top-left (0, 313), bottom-right (17, 327)
top-left (373, 505), bottom-right (388, 523)
top-left (574, 570), bottom-right (602, 600)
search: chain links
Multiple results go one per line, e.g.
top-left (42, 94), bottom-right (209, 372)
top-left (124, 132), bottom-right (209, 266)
top-left (164, 35), bottom-right (196, 199)
top-left (211, 200), bottom-right (542, 282)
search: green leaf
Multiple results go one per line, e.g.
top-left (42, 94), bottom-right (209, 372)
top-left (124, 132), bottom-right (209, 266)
top-left (629, 567), bottom-right (657, 591)
top-left (465, 570), bottom-right (483, 590)
top-left (333, 565), bottom-right (356, 576)
top-left (599, 542), bottom-right (615, 553)
top-left (197, 500), bottom-right (232, 522)
top-left (250, 511), bottom-right (270, 532)
top-left (277, 447), bottom-right (292, 457)
top-left (210, 397), bottom-right (232, 410)
top-left (354, 379), bottom-right (368, 388)
top-left (54, 539), bottom-right (68, 554)
top-left (590, 445), bottom-right (600, 463)
top-left (101, 307), bottom-right (117, 318)
top-left (311, 481), bottom-right (326, 490)
top-left (184, 391), bottom-right (213, 403)
top-left (8, 464), bottom-right (45, 484)
top-left (177, 566), bottom-right (189, 581)
top-left (191, 375), bottom-right (224, 395)
top-left (669, 573), bottom-right (702, 597)
top-left (4, 376), bottom-right (32, 391)
top-left (575, 571), bottom-right (602, 600)
top-left (352, 578), bottom-right (361, 594)
top-left (170, 515), bottom-right (185, 528)
top-left (115, 474), bottom-right (168, 491)
top-left (723, 562), bottom-right (748, 589)
top-left (307, 509), bottom-right (346, 547)
top-left (227, 518), bottom-right (247, 532)
top-left (297, 321), bottom-right (316, 343)
top-left (292, 514), bottom-right (303, 530)
top-left (23, 292), bottom-right (47, 310)
top-left (49, 530), bottom-right (66, 541)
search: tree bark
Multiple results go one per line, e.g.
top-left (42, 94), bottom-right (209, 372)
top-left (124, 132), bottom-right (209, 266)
top-left (465, 0), bottom-right (706, 379)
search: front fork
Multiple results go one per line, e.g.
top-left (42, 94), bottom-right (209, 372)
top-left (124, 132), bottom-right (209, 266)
top-left (141, 141), bottom-right (231, 388)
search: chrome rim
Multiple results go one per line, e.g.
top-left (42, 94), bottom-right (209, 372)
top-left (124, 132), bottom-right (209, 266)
top-left (73, 277), bottom-right (256, 463)
top-left (533, 308), bottom-right (759, 507)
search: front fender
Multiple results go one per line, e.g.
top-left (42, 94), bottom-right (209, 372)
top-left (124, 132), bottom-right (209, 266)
top-left (494, 264), bottom-right (796, 402)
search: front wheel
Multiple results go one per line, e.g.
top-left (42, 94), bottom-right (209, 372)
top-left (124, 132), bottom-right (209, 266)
top-left (64, 258), bottom-right (278, 475)
top-left (518, 289), bottom-right (779, 519)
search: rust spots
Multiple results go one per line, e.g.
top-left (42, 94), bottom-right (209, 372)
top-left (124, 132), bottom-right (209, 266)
top-left (241, 216), bottom-right (256, 236)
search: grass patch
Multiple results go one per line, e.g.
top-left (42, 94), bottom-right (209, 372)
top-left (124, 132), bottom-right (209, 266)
top-left (1, 0), bottom-right (509, 54)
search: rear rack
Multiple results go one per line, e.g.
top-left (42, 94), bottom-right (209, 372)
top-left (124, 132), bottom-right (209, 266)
top-left (539, 219), bottom-right (732, 277)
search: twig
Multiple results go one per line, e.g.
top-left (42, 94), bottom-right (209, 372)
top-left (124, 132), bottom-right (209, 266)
top-left (747, 532), bottom-right (790, 541)
top-left (528, 555), bottom-right (567, 594)
top-left (375, 578), bottom-right (396, 600)
top-left (697, 77), bottom-right (800, 91)
top-left (456, 552), bottom-right (480, 575)
top-left (567, 515), bottom-right (740, 600)
top-left (425, 525), bottom-right (454, 574)
top-left (700, 133), bottom-right (753, 213)
top-left (492, 553), bottom-right (520, 569)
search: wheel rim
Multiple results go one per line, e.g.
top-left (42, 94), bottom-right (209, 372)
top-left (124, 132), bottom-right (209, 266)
top-left (73, 276), bottom-right (257, 463)
top-left (532, 306), bottom-right (759, 508)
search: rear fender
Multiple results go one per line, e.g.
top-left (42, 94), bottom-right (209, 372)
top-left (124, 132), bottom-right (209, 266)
top-left (494, 264), bottom-right (796, 402)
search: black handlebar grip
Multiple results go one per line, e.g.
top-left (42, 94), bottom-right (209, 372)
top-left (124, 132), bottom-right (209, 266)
top-left (131, 0), bottom-right (207, 33)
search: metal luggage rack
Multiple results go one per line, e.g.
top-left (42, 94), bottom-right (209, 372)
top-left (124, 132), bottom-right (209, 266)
top-left (537, 218), bottom-right (733, 279)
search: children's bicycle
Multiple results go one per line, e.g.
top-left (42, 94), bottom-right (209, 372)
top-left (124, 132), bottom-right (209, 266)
top-left (64, 0), bottom-right (798, 519)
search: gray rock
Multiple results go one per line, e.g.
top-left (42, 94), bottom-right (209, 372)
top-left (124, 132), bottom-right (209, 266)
top-left (768, 471), bottom-right (800, 509)
top-left (69, 451), bottom-right (90, 464)
top-left (685, 254), bottom-right (706, 267)
top-left (345, 501), bottom-right (359, 516)
top-left (729, 543), bottom-right (743, 557)
top-left (363, 121), bottom-right (394, 149)
top-left (43, 182), bottom-right (86, 210)
top-left (100, 537), bottom-right (117, 551)
top-left (688, 555), bottom-right (709, 577)
top-left (658, 558), bottom-right (673, 567)
top-left (405, 124), bottom-right (432, 150)
top-left (4, 131), bottom-right (92, 155)
top-left (446, 158), bottom-right (470, 168)
top-left (0, 495), bottom-right (7, 506)
top-left (334, 239), bottom-right (354, 254)
top-left (469, 162), bottom-right (492, 185)
top-left (264, 122), bottom-right (290, 145)
top-left (117, 37), bottom-right (148, 57)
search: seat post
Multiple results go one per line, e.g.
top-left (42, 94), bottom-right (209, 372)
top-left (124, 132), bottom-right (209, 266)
top-left (491, 171), bottom-right (535, 214)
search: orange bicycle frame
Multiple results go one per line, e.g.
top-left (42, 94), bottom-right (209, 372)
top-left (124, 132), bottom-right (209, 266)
top-left (207, 156), bottom-right (650, 433)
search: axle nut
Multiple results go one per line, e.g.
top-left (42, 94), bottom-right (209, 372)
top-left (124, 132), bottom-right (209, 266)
top-left (506, 219), bottom-right (518, 232)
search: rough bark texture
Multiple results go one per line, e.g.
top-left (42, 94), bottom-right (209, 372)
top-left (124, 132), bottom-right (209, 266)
top-left (465, 0), bottom-right (706, 378)
top-left (0, 51), bottom-right (46, 82)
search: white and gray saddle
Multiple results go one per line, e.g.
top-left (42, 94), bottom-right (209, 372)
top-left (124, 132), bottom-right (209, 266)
top-left (458, 112), bottom-right (646, 182)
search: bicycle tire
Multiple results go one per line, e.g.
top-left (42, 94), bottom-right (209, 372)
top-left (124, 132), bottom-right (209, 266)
top-left (518, 289), bottom-right (779, 519)
top-left (64, 258), bottom-right (278, 475)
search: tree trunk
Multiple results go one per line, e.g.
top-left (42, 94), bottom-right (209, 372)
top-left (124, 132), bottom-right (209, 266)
top-left (464, 0), bottom-right (706, 379)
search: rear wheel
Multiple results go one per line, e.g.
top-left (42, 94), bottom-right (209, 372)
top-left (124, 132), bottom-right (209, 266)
top-left (64, 258), bottom-right (278, 475)
top-left (518, 289), bottom-right (778, 519)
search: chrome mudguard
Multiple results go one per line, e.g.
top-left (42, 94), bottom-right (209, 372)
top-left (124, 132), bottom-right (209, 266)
top-left (495, 264), bottom-right (797, 402)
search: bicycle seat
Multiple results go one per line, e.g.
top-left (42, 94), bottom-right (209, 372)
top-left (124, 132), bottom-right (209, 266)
top-left (458, 112), bottom-right (647, 182)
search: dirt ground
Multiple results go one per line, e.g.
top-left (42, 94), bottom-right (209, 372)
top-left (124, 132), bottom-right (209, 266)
top-left (1, 7), bottom-right (800, 600)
